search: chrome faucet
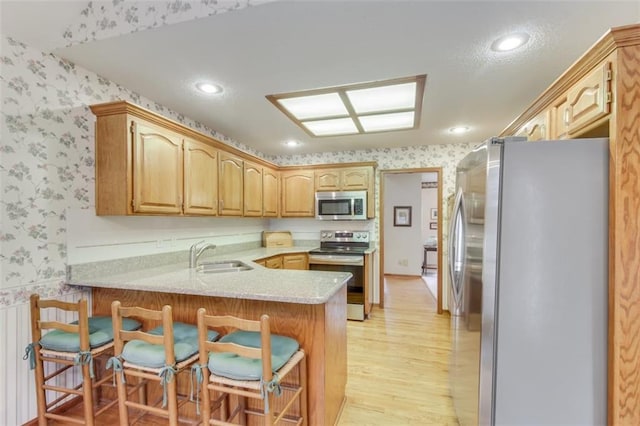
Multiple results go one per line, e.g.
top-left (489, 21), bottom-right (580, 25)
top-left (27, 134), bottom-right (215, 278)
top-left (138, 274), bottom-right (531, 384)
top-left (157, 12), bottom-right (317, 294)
top-left (189, 240), bottom-right (217, 268)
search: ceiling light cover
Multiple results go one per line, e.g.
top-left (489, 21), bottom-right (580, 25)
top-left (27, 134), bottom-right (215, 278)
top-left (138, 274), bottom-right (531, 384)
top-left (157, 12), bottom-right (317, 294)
top-left (303, 118), bottom-right (358, 136)
top-left (346, 82), bottom-right (416, 114)
top-left (196, 82), bottom-right (222, 94)
top-left (491, 33), bottom-right (530, 52)
top-left (278, 93), bottom-right (347, 120)
top-left (359, 111), bottom-right (415, 132)
top-left (449, 126), bottom-right (470, 134)
top-left (266, 74), bottom-right (426, 137)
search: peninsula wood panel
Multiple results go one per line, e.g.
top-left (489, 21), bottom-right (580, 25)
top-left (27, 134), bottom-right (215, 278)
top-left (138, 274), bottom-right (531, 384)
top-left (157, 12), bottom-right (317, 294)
top-left (91, 286), bottom-right (347, 426)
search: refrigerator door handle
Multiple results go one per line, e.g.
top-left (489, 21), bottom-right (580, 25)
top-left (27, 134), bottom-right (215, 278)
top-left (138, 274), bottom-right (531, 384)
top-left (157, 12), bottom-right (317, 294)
top-left (449, 187), bottom-right (466, 314)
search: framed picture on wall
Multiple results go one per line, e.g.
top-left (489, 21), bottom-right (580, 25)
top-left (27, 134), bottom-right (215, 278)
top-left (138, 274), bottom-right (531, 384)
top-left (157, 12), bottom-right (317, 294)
top-left (430, 222), bottom-right (437, 230)
top-left (393, 206), bottom-right (412, 227)
top-left (430, 208), bottom-right (438, 220)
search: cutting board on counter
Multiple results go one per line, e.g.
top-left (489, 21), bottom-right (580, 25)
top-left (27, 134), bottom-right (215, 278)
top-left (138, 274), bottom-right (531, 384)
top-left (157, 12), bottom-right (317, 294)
top-left (262, 231), bottom-right (293, 247)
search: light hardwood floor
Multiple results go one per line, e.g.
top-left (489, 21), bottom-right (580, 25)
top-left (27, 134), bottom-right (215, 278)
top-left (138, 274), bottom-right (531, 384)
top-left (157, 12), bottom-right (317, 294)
top-left (338, 274), bottom-right (458, 425)
top-left (36, 275), bottom-right (458, 425)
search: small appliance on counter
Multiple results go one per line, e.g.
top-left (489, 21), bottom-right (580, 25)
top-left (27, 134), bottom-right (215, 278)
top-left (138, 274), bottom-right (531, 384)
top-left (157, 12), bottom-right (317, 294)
top-left (308, 230), bottom-right (370, 320)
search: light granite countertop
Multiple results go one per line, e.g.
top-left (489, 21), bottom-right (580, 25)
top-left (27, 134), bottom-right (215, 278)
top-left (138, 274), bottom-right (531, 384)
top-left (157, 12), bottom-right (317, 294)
top-left (67, 245), bottom-right (360, 304)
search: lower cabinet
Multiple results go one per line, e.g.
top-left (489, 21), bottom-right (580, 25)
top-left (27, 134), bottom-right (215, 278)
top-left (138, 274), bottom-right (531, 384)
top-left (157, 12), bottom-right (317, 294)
top-left (256, 253), bottom-right (309, 270)
top-left (282, 253), bottom-right (308, 270)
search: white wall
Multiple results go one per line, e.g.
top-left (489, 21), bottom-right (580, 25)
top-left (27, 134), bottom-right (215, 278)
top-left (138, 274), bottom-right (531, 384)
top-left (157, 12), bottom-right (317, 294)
top-left (383, 173), bottom-right (423, 275)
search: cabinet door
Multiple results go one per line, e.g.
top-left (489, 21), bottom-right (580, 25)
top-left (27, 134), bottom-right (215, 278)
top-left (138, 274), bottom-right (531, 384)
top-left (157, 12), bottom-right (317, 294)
top-left (218, 152), bottom-right (244, 216)
top-left (183, 138), bottom-right (218, 216)
top-left (515, 111), bottom-right (548, 142)
top-left (244, 161), bottom-right (263, 217)
top-left (341, 167), bottom-right (372, 190)
top-left (550, 95), bottom-right (570, 140)
top-left (281, 170), bottom-right (315, 217)
top-left (315, 169), bottom-right (341, 191)
top-left (283, 253), bottom-right (308, 270)
top-left (264, 256), bottom-right (283, 269)
top-left (263, 167), bottom-right (279, 217)
top-left (566, 61), bottom-right (612, 136)
top-left (131, 118), bottom-right (183, 214)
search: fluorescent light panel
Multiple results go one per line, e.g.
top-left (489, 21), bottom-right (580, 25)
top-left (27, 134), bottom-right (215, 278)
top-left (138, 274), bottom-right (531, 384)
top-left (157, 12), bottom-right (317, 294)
top-left (303, 118), bottom-right (359, 136)
top-left (277, 93), bottom-right (347, 120)
top-left (346, 82), bottom-right (416, 114)
top-left (359, 111), bottom-right (415, 132)
top-left (266, 74), bottom-right (426, 137)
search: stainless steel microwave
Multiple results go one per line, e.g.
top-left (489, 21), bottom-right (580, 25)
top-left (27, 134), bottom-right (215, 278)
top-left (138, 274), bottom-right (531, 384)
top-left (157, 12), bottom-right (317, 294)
top-left (315, 190), bottom-right (367, 220)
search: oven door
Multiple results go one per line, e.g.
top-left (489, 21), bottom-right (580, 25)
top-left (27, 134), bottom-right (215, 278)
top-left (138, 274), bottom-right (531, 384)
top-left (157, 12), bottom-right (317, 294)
top-left (308, 254), bottom-right (365, 321)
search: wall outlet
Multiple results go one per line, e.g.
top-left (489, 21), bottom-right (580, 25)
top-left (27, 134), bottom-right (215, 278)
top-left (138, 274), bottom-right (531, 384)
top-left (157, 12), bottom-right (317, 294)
top-left (398, 259), bottom-right (408, 266)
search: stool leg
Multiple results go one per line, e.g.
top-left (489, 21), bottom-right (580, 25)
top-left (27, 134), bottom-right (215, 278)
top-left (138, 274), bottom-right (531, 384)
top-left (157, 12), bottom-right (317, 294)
top-left (114, 370), bottom-right (129, 425)
top-left (168, 378), bottom-right (179, 426)
top-left (81, 363), bottom-right (95, 426)
top-left (300, 356), bottom-right (308, 426)
top-left (33, 349), bottom-right (47, 426)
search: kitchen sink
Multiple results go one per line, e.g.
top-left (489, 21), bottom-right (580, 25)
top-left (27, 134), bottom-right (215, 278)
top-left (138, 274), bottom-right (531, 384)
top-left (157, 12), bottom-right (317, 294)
top-left (197, 260), bottom-right (253, 274)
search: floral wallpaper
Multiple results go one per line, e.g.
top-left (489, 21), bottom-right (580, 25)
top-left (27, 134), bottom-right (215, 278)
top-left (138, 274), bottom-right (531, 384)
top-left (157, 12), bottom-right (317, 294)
top-left (60, 0), bottom-right (274, 49)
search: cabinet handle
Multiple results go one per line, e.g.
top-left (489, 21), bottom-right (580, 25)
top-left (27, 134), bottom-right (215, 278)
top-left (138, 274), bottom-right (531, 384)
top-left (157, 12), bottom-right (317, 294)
top-left (563, 108), bottom-right (570, 127)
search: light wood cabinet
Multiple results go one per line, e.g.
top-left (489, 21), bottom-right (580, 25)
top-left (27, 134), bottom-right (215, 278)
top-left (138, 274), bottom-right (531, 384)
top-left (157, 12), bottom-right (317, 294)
top-left (281, 170), bottom-right (315, 217)
top-left (263, 167), bottom-right (279, 217)
top-left (565, 60), bottom-right (612, 136)
top-left (264, 256), bottom-right (283, 269)
top-left (282, 253), bottom-right (308, 270)
top-left (183, 138), bottom-right (218, 215)
top-left (315, 166), bottom-right (372, 191)
top-left (131, 118), bottom-right (184, 214)
top-left (218, 152), bottom-right (243, 216)
top-left (550, 95), bottom-right (570, 139)
top-left (515, 111), bottom-right (548, 141)
top-left (243, 160), bottom-right (263, 217)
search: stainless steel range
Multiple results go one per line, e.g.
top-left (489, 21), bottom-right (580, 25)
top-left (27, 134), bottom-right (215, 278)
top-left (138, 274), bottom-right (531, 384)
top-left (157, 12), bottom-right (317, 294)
top-left (308, 230), bottom-right (370, 321)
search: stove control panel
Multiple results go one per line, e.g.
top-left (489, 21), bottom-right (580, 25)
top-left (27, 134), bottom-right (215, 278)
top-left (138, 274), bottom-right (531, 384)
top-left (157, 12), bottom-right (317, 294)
top-left (320, 230), bottom-right (370, 243)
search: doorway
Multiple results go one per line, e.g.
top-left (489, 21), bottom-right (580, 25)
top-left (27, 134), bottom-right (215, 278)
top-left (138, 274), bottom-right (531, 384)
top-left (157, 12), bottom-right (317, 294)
top-left (378, 167), bottom-right (443, 314)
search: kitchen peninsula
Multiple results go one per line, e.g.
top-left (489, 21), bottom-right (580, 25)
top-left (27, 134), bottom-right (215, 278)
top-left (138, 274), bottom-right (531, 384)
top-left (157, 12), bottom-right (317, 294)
top-left (68, 247), bottom-right (350, 426)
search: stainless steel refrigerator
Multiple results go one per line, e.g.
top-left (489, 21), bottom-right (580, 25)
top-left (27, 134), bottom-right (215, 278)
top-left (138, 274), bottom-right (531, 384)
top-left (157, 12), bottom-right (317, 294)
top-left (448, 137), bottom-right (608, 425)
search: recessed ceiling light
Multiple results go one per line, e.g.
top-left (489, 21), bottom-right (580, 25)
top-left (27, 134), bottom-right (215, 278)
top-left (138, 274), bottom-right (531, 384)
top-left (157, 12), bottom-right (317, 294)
top-left (285, 140), bottom-right (301, 147)
top-left (491, 33), bottom-right (530, 52)
top-left (196, 82), bottom-right (223, 94)
top-left (449, 126), bottom-right (470, 134)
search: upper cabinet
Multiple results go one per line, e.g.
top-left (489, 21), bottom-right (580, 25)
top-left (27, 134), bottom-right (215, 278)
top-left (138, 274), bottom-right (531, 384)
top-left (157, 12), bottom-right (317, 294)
top-left (514, 111), bottom-right (548, 142)
top-left (315, 167), bottom-right (372, 191)
top-left (243, 160), bottom-right (263, 217)
top-left (218, 152), bottom-right (244, 216)
top-left (131, 118), bottom-right (184, 214)
top-left (183, 138), bottom-right (218, 216)
top-left (281, 170), bottom-right (315, 217)
top-left (91, 101), bottom-right (378, 219)
top-left (565, 60), bottom-right (613, 136)
top-left (263, 166), bottom-right (279, 217)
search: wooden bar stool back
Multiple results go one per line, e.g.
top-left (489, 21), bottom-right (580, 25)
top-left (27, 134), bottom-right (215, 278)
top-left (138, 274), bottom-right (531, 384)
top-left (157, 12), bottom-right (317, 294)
top-left (26, 294), bottom-right (133, 425)
top-left (110, 301), bottom-right (215, 426)
top-left (196, 309), bottom-right (308, 426)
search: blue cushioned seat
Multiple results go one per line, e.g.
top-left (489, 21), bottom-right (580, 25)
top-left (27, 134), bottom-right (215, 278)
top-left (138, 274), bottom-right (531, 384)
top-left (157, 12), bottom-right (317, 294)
top-left (122, 322), bottom-right (219, 368)
top-left (208, 331), bottom-right (299, 381)
top-left (39, 316), bottom-right (141, 352)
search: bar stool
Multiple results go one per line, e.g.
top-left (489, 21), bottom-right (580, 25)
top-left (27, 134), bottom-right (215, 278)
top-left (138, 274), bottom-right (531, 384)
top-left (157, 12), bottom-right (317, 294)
top-left (25, 294), bottom-right (141, 425)
top-left (195, 309), bottom-right (308, 426)
top-left (109, 301), bottom-right (219, 426)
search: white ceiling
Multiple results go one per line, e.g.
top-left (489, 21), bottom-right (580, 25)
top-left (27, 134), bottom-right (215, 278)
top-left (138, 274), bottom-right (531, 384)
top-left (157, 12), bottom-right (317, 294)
top-left (2, 1), bottom-right (639, 157)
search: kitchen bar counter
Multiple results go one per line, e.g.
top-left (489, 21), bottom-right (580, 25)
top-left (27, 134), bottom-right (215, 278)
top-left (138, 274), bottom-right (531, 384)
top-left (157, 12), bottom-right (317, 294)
top-left (67, 246), bottom-right (349, 425)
